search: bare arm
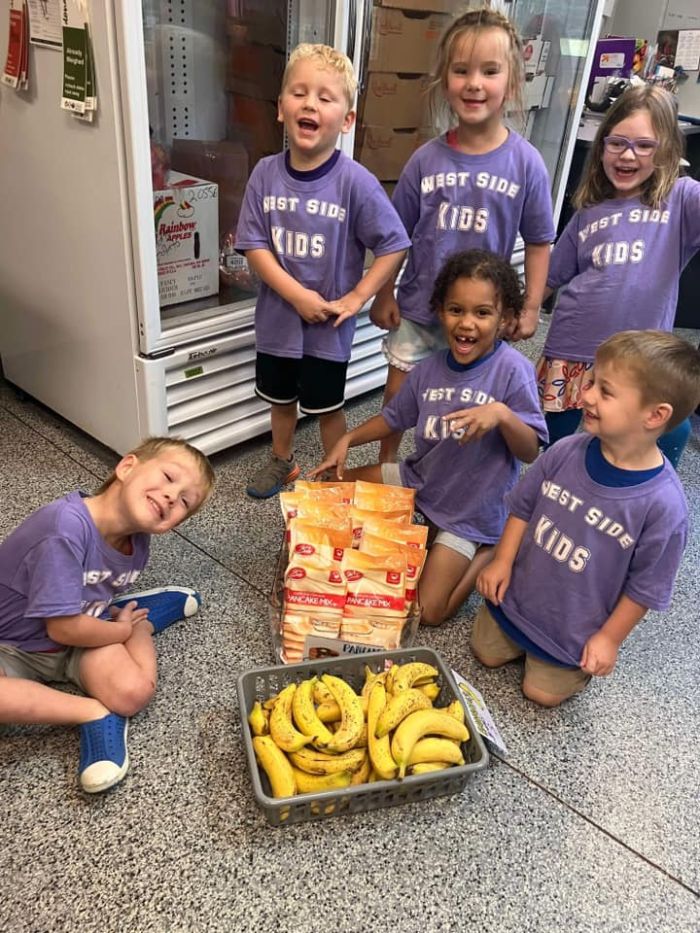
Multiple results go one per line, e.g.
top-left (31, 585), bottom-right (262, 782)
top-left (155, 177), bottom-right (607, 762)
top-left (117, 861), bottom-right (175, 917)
top-left (369, 265), bottom-right (403, 330)
top-left (445, 403), bottom-right (541, 462)
top-left (309, 413), bottom-right (394, 480)
top-left (512, 242), bottom-right (551, 340)
top-left (46, 601), bottom-right (148, 648)
top-left (476, 515), bottom-right (529, 604)
top-left (245, 248), bottom-right (330, 324)
top-left (327, 250), bottom-right (407, 327)
top-left (580, 595), bottom-right (647, 676)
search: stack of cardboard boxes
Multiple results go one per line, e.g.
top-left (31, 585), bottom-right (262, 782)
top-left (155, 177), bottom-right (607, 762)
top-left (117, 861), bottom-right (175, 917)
top-left (225, 1), bottom-right (286, 171)
top-left (355, 1), bottom-right (473, 190)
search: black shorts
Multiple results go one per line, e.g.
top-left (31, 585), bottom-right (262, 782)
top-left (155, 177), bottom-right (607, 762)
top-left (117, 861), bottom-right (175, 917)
top-left (255, 353), bottom-right (348, 414)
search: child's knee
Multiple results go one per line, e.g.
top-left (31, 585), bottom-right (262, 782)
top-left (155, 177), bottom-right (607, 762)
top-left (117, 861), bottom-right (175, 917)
top-left (108, 676), bottom-right (156, 718)
top-left (521, 682), bottom-right (569, 707)
top-left (419, 597), bottom-right (449, 627)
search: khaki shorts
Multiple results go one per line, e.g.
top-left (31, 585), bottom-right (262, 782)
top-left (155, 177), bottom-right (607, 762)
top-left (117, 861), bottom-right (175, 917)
top-left (379, 463), bottom-right (477, 560)
top-left (470, 603), bottom-right (590, 701)
top-left (0, 643), bottom-right (86, 691)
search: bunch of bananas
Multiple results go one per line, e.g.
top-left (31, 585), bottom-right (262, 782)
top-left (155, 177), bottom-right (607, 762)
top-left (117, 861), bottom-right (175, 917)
top-left (248, 661), bottom-right (470, 799)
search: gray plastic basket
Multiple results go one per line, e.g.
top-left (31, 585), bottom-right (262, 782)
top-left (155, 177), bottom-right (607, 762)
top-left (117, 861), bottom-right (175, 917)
top-left (237, 646), bottom-right (489, 827)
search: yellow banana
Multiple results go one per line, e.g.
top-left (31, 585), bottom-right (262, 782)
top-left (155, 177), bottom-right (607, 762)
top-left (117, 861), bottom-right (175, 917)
top-left (443, 699), bottom-right (467, 727)
top-left (253, 735), bottom-right (297, 798)
top-left (350, 753), bottom-right (371, 786)
top-left (269, 683), bottom-right (314, 753)
top-left (288, 746), bottom-right (367, 775)
top-left (392, 662), bottom-right (439, 693)
top-left (367, 681), bottom-right (398, 781)
top-left (291, 676), bottom-right (334, 745)
top-left (385, 663), bottom-right (398, 695)
top-left (418, 682), bottom-right (440, 702)
top-left (391, 709), bottom-right (469, 778)
top-left (262, 693), bottom-right (278, 711)
top-left (247, 700), bottom-right (269, 736)
top-left (292, 767), bottom-right (353, 794)
top-left (315, 701), bottom-right (342, 723)
top-left (320, 673), bottom-right (364, 753)
top-left (313, 680), bottom-right (335, 705)
top-left (410, 762), bottom-right (450, 775)
top-left (361, 665), bottom-right (386, 700)
top-left (407, 737), bottom-right (465, 767)
top-left (375, 688), bottom-right (432, 738)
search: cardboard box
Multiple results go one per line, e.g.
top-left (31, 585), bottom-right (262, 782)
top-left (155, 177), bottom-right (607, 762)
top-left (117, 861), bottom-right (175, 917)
top-left (153, 171), bottom-right (219, 307)
top-left (226, 0), bottom-right (286, 50)
top-left (170, 139), bottom-right (248, 240)
top-left (355, 126), bottom-right (431, 181)
top-left (367, 8), bottom-right (451, 74)
top-left (226, 40), bottom-right (285, 102)
top-left (359, 72), bottom-right (432, 129)
top-left (227, 93), bottom-right (284, 170)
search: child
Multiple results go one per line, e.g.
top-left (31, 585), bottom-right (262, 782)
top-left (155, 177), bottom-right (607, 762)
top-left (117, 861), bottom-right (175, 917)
top-left (235, 43), bottom-right (410, 498)
top-left (369, 7), bottom-right (555, 462)
top-left (476, 331), bottom-right (700, 707)
top-left (310, 250), bottom-right (548, 626)
top-left (0, 437), bottom-right (215, 793)
top-left (539, 85), bottom-right (700, 467)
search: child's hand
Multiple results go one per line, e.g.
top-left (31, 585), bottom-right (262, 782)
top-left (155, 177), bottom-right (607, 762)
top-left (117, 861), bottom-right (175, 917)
top-left (444, 403), bottom-right (505, 443)
top-left (369, 294), bottom-right (400, 330)
top-left (293, 288), bottom-right (334, 324)
top-left (509, 307), bottom-right (540, 341)
top-left (476, 558), bottom-right (512, 605)
top-left (325, 290), bottom-right (365, 328)
top-left (308, 436), bottom-right (352, 481)
top-left (110, 600), bottom-right (149, 632)
top-left (580, 631), bottom-right (619, 676)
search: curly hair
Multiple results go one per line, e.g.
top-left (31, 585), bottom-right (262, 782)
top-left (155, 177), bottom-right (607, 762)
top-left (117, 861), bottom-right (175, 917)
top-left (430, 249), bottom-right (525, 319)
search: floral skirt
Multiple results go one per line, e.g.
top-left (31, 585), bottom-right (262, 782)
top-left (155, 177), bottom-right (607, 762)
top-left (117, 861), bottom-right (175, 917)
top-left (536, 357), bottom-right (594, 413)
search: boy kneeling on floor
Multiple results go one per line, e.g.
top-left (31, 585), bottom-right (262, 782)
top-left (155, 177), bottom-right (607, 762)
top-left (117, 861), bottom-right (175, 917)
top-left (475, 331), bottom-right (700, 707)
top-left (0, 437), bottom-right (215, 793)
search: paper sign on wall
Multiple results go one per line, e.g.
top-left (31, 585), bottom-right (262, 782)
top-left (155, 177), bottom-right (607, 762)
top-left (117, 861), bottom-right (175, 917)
top-left (2, 0), bottom-right (30, 90)
top-left (61, 0), bottom-right (96, 119)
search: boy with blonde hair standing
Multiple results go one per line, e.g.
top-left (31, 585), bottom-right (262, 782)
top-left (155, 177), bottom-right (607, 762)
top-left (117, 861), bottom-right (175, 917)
top-left (475, 331), bottom-right (700, 707)
top-left (0, 437), bottom-right (215, 793)
top-left (236, 43), bottom-right (410, 498)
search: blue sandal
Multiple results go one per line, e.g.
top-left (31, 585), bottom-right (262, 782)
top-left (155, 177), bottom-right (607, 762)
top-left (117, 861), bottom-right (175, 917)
top-left (79, 713), bottom-right (129, 794)
top-left (109, 586), bottom-right (201, 635)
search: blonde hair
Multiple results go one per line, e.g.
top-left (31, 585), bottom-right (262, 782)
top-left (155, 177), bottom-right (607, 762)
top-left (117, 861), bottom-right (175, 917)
top-left (95, 437), bottom-right (215, 514)
top-left (573, 86), bottom-right (684, 210)
top-left (427, 7), bottom-right (525, 132)
top-left (282, 43), bottom-right (357, 109)
top-left (596, 331), bottom-right (700, 431)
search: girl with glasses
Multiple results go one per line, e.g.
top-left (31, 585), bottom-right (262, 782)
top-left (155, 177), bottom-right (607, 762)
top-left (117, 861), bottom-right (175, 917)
top-left (537, 85), bottom-right (700, 468)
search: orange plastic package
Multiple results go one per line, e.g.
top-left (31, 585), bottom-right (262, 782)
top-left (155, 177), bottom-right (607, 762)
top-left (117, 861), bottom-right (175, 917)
top-left (279, 489), bottom-right (346, 526)
top-left (284, 552), bottom-right (347, 617)
top-left (359, 532), bottom-right (427, 609)
top-left (294, 479), bottom-right (355, 505)
top-left (361, 517), bottom-right (429, 551)
top-left (349, 506), bottom-right (412, 547)
top-left (341, 549), bottom-right (407, 619)
top-left (353, 479), bottom-right (415, 518)
top-left (289, 518), bottom-right (353, 563)
top-left (280, 612), bottom-right (341, 663)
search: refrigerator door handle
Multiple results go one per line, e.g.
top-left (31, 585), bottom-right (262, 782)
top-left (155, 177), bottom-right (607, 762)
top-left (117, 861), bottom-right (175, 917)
top-left (346, 0), bottom-right (356, 63)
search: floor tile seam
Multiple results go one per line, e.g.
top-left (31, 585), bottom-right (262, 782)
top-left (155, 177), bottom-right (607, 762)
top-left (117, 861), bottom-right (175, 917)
top-left (495, 754), bottom-right (700, 898)
top-left (0, 405), bottom-right (113, 478)
top-left (172, 528), bottom-right (271, 601)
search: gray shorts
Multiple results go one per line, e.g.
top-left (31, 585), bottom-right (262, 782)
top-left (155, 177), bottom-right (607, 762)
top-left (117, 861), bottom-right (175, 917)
top-left (380, 463), bottom-right (478, 561)
top-left (382, 317), bottom-right (447, 371)
top-left (0, 643), bottom-right (85, 690)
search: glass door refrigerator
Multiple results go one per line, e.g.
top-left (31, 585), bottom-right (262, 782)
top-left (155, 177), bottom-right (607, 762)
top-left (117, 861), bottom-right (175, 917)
top-left (0, 0), bottom-right (603, 456)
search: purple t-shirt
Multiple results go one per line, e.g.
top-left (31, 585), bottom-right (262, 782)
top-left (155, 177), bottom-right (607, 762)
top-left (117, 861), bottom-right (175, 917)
top-left (0, 492), bottom-right (150, 652)
top-left (383, 344), bottom-right (548, 543)
top-left (235, 151), bottom-right (410, 362)
top-left (500, 433), bottom-right (688, 666)
top-left (393, 132), bottom-right (555, 326)
top-left (545, 176), bottom-right (700, 363)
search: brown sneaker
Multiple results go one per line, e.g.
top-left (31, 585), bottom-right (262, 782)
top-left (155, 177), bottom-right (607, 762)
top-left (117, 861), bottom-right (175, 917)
top-left (246, 454), bottom-right (300, 499)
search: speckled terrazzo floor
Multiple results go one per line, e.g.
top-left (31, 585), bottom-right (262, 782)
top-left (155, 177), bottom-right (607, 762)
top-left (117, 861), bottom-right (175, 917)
top-left (1, 322), bottom-right (699, 933)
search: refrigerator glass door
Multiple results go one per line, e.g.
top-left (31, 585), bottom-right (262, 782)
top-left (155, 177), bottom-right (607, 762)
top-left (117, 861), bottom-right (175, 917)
top-left (116, 1), bottom-right (335, 355)
top-left (348, 0), bottom-right (604, 231)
